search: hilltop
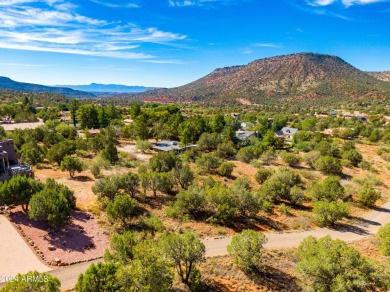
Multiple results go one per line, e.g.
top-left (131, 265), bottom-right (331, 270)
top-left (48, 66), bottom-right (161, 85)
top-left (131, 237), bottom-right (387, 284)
top-left (131, 53), bottom-right (390, 103)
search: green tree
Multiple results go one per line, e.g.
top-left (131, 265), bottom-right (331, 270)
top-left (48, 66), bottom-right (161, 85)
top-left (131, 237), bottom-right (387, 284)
top-left (312, 201), bottom-right (349, 226)
top-left (19, 140), bottom-right (45, 165)
top-left (0, 175), bottom-right (43, 212)
top-left (314, 156), bottom-right (342, 175)
top-left (60, 155), bottom-right (84, 178)
top-left (69, 99), bottom-right (79, 127)
top-left (357, 183), bottom-right (381, 207)
top-left (296, 235), bottom-right (390, 292)
top-left (197, 132), bottom-right (222, 152)
top-left (105, 194), bottom-right (136, 226)
top-left (104, 231), bottom-right (138, 264)
top-left (118, 172), bottom-right (139, 198)
top-left (216, 141), bottom-right (237, 158)
top-left (233, 177), bottom-right (261, 217)
top-left (281, 151), bottom-right (301, 167)
top-left (116, 240), bottom-right (174, 292)
top-left (0, 271), bottom-right (60, 292)
top-left (342, 149), bottom-right (363, 167)
top-left (218, 162), bottom-right (235, 177)
top-left (227, 229), bottom-right (267, 272)
top-left (310, 176), bottom-right (345, 202)
top-left (47, 140), bottom-right (75, 165)
top-left (173, 185), bottom-right (207, 218)
top-left (75, 263), bottom-right (119, 292)
top-left (255, 169), bottom-right (274, 184)
top-left (135, 139), bottom-right (152, 153)
top-left (149, 151), bottom-right (177, 173)
top-left (92, 176), bottom-right (121, 200)
top-left (206, 184), bottom-right (238, 225)
top-left (377, 223), bottom-right (390, 257)
top-left (161, 231), bottom-right (205, 285)
top-left (196, 152), bottom-right (222, 173)
top-left (102, 142), bottom-right (119, 164)
top-left (29, 187), bottom-right (72, 228)
top-left (170, 163), bottom-right (194, 190)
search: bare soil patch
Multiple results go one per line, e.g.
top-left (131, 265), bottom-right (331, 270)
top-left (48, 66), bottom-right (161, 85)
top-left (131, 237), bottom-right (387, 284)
top-left (200, 250), bottom-right (300, 292)
top-left (10, 208), bottom-right (109, 266)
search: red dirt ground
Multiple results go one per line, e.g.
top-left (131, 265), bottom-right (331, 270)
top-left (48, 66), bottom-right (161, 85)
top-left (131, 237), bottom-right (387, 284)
top-left (9, 208), bottom-right (109, 266)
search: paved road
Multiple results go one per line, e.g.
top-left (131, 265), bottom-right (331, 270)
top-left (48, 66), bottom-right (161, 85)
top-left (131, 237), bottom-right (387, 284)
top-left (0, 215), bottom-right (50, 280)
top-left (205, 199), bottom-right (390, 256)
top-left (1, 199), bottom-right (390, 291)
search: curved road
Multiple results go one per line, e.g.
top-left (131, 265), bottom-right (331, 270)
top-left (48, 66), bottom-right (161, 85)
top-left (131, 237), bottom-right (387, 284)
top-left (1, 199), bottom-right (390, 291)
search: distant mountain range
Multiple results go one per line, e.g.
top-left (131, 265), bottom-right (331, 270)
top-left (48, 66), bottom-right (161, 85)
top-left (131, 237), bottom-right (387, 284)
top-left (131, 53), bottom-right (390, 103)
top-left (0, 77), bottom-right (154, 98)
top-left (366, 71), bottom-right (390, 82)
top-left (58, 83), bottom-right (155, 94)
top-left (0, 77), bottom-right (96, 98)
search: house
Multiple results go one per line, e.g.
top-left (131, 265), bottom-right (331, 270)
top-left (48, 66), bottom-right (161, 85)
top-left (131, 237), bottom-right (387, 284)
top-left (235, 130), bottom-right (257, 141)
top-left (0, 139), bottom-right (33, 182)
top-left (329, 110), bottom-right (338, 116)
top-left (275, 127), bottom-right (299, 141)
top-left (152, 140), bottom-right (196, 153)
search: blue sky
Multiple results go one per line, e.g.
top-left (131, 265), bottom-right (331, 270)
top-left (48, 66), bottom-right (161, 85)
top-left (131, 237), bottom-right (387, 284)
top-left (0, 0), bottom-right (389, 87)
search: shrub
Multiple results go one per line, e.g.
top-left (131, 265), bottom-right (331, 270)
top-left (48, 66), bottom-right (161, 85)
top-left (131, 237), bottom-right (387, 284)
top-left (60, 155), bottom-right (84, 178)
top-left (105, 194), bottom-right (136, 225)
top-left (216, 141), bottom-right (237, 158)
top-left (255, 169), bottom-right (274, 184)
top-left (377, 223), bottom-right (390, 257)
top-left (236, 146), bottom-right (259, 163)
top-left (342, 149), bottom-right (363, 167)
top-left (75, 263), bottom-right (119, 292)
top-left (304, 151), bottom-right (321, 169)
top-left (296, 236), bottom-right (390, 292)
top-left (312, 201), bottom-right (349, 226)
top-left (281, 151), bottom-right (301, 167)
top-left (314, 156), bottom-right (342, 175)
top-left (227, 229), bottom-right (267, 272)
top-left (310, 176), bottom-right (345, 202)
top-left (90, 163), bottom-right (101, 178)
top-left (196, 153), bottom-right (222, 173)
top-left (357, 183), bottom-right (381, 207)
top-left (218, 162), bottom-right (235, 177)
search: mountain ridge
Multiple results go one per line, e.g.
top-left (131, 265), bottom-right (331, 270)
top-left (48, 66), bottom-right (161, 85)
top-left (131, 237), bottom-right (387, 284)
top-left (0, 77), bottom-right (96, 98)
top-left (126, 53), bottom-right (390, 103)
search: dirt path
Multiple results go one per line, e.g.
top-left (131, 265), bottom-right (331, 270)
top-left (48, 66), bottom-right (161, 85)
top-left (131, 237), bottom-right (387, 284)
top-left (2, 121), bottom-right (45, 131)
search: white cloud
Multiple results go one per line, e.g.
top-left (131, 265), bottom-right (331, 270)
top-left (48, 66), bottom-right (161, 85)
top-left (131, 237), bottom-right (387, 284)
top-left (169, 0), bottom-right (195, 7)
top-left (0, 0), bottom-right (187, 60)
top-left (254, 43), bottom-right (282, 48)
top-left (306, 0), bottom-right (387, 6)
top-left (90, 1), bottom-right (140, 8)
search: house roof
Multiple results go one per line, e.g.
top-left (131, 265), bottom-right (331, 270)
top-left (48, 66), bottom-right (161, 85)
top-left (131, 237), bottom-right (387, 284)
top-left (275, 127), bottom-right (299, 136)
top-left (152, 140), bottom-right (196, 152)
top-left (235, 130), bottom-right (256, 141)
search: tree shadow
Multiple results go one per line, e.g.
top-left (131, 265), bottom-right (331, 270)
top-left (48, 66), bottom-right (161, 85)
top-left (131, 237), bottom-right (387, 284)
top-left (252, 265), bottom-right (302, 292)
top-left (10, 210), bottom-right (95, 253)
top-left (71, 175), bottom-right (93, 182)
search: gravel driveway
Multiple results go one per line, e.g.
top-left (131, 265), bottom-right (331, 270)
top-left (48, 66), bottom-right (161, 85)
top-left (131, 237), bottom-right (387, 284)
top-left (0, 215), bottom-right (51, 282)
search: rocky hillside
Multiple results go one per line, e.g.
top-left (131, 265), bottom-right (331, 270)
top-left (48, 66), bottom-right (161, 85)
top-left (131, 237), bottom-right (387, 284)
top-left (366, 71), bottom-right (390, 82)
top-left (135, 53), bottom-right (390, 103)
top-left (0, 77), bottom-right (96, 98)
